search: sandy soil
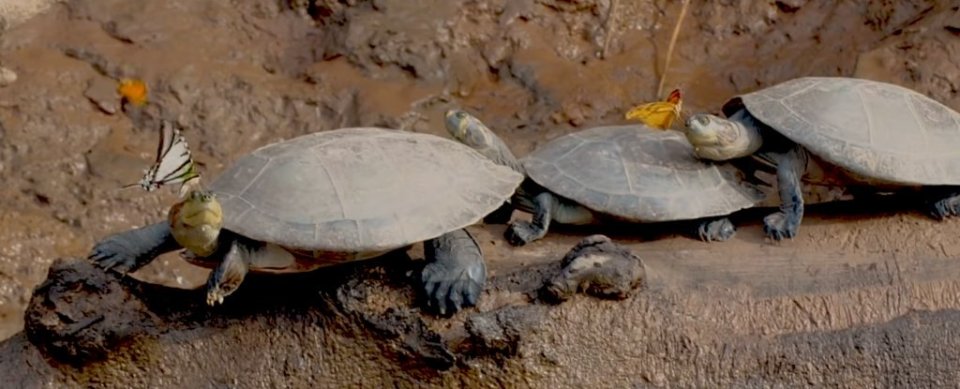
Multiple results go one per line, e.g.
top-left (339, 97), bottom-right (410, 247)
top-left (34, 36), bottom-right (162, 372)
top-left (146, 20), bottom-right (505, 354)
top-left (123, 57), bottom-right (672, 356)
top-left (0, 0), bottom-right (958, 382)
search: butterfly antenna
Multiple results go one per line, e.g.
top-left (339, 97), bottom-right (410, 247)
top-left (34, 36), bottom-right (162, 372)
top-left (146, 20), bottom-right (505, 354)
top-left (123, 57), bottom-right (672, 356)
top-left (657, 0), bottom-right (690, 98)
top-left (178, 176), bottom-right (204, 198)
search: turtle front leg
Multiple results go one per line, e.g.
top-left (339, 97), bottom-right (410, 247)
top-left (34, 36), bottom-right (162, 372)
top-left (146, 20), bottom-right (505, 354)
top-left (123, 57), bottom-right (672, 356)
top-left (696, 217), bottom-right (736, 242)
top-left (89, 222), bottom-right (181, 274)
top-left (506, 192), bottom-right (596, 246)
top-left (925, 187), bottom-right (960, 220)
top-left (505, 192), bottom-right (556, 246)
top-left (763, 147), bottom-right (808, 241)
top-left (421, 228), bottom-right (485, 316)
top-left (205, 235), bottom-right (262, 306)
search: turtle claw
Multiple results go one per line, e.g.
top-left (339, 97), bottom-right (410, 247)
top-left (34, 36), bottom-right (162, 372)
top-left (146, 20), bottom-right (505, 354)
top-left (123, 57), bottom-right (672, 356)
top-left (929, 193), bottom-right (960, 220)
top-left (205, 289), bottom-right (226, 306)
top-left (88, 222), bottom-right (178, 275)
top-left (204, 275), bottom-right (242, 306)
top-left (420, 258), bottom-right (484, 317)
top-left (89, 235), bottom-right (144, 274)
top-left (420, 230), bottom-right (485, 316)
top-left (763, 211), bottom-right (798, 241)
top-left (421, 262), bottom-right (482, 316)
top-left (697, 218), bottom-right (736, 242)
top-left (505, 221), bottom-right (538, 246)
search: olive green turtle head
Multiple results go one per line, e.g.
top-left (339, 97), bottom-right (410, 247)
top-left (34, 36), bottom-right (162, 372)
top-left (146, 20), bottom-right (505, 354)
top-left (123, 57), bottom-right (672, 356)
top-left (168, 189), bottom-right (223, 257)
top-left (684, 113), bottom-right (762, 161)
top-left (444, 109), bottom-right (526, 174)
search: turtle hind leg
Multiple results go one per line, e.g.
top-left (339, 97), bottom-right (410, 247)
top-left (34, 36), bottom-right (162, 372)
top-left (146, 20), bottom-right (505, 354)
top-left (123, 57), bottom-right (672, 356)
top-left (89, 222), bottom-right (180, 274)
top-left (205, 234), bottom-right (262, 306)
top-left (695, 217), bottom-right (736, 242)
top-left (420, 229), bottom-right (485, 317)
top-left (925, 187), bottom-right (960, 220)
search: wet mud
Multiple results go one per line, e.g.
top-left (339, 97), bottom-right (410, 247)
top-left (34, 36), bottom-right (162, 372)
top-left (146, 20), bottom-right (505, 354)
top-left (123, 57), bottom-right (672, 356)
top-left (0, 0), bottom-right (959, 386)
top-left (15, 227), bottom-right (960, 387)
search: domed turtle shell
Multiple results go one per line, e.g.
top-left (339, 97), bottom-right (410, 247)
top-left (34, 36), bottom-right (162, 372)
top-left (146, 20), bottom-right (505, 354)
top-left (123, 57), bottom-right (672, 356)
top-left (521, 125), bottom-right (765, 222)
top-left (207, 127), bottom-right (524, 254)
top-left (723, 77), bottom-right (960, 186)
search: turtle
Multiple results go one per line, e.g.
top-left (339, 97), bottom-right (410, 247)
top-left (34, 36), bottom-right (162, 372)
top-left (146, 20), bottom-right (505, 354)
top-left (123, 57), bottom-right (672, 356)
top-left (682, 76), bottom-right (960, 241)
top-left (444, 109), bottom-right (768, 246)
top-left (89, 127), bottom-right (524, 315)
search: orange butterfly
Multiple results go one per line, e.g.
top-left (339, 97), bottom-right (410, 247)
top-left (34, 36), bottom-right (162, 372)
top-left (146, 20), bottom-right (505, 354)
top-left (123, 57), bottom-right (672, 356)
top-left (118, 78), bottom-right (148, 107)
top-left (624, 89), bottom-right (682, 130)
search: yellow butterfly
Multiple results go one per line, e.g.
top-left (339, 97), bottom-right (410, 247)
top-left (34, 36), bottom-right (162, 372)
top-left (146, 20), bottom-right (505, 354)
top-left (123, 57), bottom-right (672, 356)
top-left (624, 89), bottom-right (682, 130)
top-left (118, 78), bottom-right (148, 107)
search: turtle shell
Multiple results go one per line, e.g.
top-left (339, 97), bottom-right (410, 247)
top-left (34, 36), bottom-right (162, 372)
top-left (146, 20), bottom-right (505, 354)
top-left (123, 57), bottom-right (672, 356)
top-left (521, 125), bottom-right (765, 222)
top-left (208, 127), bottom-right (523, 254)
top-left (726, 77), bottom-right (960, 186)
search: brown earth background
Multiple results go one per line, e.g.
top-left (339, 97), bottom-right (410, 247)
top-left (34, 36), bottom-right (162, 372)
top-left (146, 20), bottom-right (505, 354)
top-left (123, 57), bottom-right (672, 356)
top-left (0, 0), bottom-right (959, 387)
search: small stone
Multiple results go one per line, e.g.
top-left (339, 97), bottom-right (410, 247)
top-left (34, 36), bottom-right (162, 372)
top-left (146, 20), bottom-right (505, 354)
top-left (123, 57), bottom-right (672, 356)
top-left (0, 67), bottom-right (16, 87)
top-left (84, 77), bottom-right (121, 115)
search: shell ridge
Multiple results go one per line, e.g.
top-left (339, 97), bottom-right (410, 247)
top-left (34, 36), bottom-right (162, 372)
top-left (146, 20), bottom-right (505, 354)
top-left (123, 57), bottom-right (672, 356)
top-left (238, 159), bottom-right (272, 198)
top-left (854, 84), bottom-right (875, 149)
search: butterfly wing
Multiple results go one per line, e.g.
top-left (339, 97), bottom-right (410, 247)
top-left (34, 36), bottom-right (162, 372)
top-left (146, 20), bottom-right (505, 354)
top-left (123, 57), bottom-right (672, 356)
top-left (624, 88), bottom-right (683, 130)
top-left (135, 121), bottom-right (200, 191)
top-left (624, 102), bottom-right (679, 129)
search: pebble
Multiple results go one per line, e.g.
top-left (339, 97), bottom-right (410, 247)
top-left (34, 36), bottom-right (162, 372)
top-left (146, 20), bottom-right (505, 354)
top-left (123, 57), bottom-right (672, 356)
top-left (84, 77), bottom-right (120, 115)
top-left (0, 67), bottom-right (16, 87)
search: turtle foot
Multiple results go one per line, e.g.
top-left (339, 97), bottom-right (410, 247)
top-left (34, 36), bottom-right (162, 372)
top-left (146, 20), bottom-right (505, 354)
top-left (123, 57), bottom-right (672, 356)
top-left (541, 235), bottom-right (645, 303)
top-left (697, 218), bottom-right (736, 242)
top-left (205, 288), bottom-right (228, 306)
top-left (421, 260), bottom-right (484, 316)
top-left (929, 193), bottom-right (960, 220)
top-left (88, 223), bottom-right (177, 275)
top-left (421, 230), bottom-right (486, 317)
top-left (203, 240), bottom-right (253, 307)
top-left (763, 211), bottom-right (798, 241)
top-left (504, 221), bottom-right (541, 246)
top-left (204, 267), bottom-right (244, 306)
top-left (88, 235), bottom-right (152, 274)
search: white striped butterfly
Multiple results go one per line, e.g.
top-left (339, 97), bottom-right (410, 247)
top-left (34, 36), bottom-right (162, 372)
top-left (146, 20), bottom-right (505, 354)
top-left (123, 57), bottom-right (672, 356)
top-left (125, 121), bottom-right (200, 193)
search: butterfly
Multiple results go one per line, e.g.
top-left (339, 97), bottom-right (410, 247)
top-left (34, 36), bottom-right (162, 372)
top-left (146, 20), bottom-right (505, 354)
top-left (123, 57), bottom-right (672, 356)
top-left (125, 121), bottom-right (201, 195)
top-left (118, 78), bottom-right (148, 107)
top-left (624, 89), bottom-right (682, 130)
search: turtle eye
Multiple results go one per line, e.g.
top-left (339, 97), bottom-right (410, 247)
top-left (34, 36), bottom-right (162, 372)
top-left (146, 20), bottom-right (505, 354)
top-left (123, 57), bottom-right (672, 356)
top-left (687, 115), bottom-right (705, 128)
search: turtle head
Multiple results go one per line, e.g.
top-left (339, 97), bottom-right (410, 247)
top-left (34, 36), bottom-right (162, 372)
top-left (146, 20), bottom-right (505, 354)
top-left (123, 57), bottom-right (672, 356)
top-left (168, 189), bottom-right (223, 257)
top-left (445, 109), bottom-right (497, 151)
top-left (444, 109), bottom-right (526, 174)
top-left (684, 113), bottom-right (762, 161)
